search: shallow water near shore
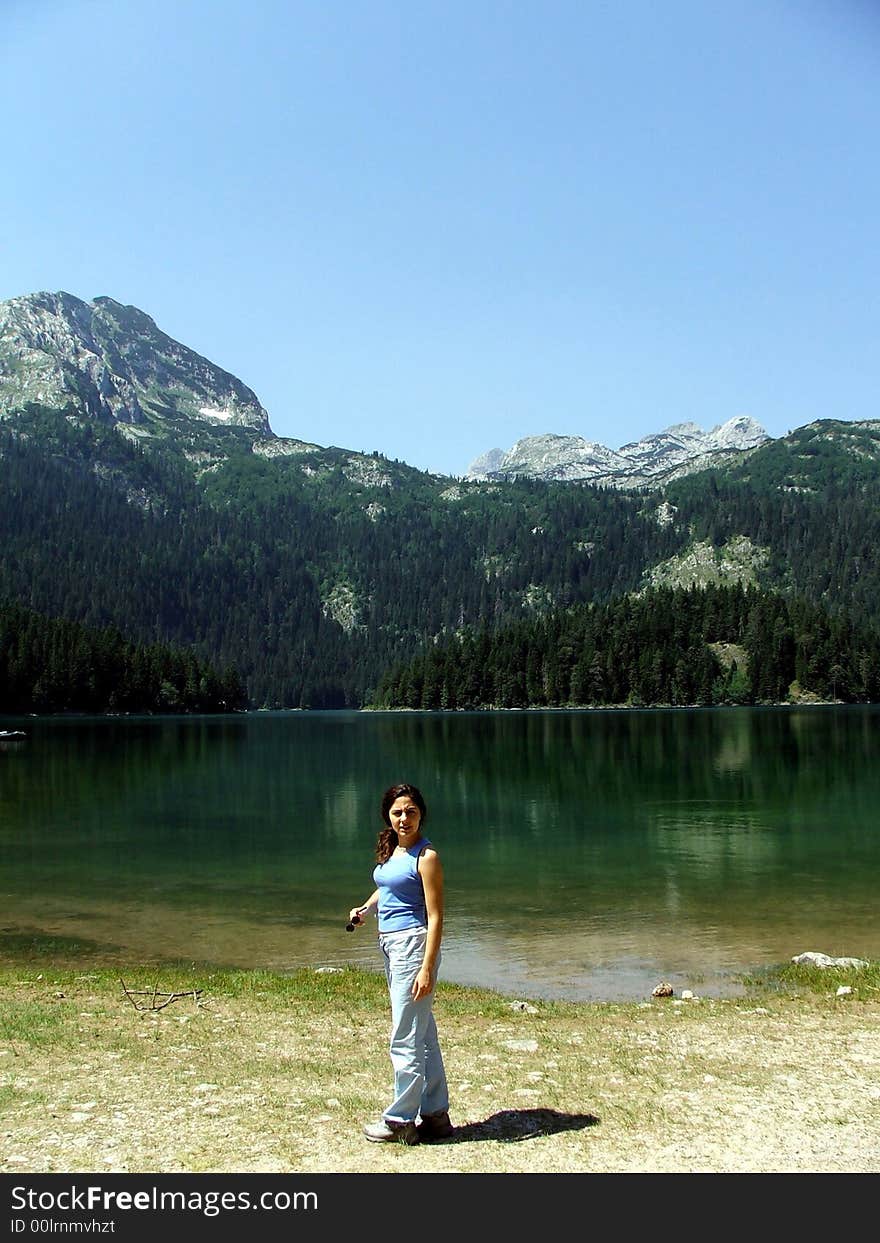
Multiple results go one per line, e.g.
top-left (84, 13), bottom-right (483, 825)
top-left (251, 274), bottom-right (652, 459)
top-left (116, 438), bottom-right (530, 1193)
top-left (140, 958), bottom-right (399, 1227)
top-left (1, 705), bottom-right (878, 1001)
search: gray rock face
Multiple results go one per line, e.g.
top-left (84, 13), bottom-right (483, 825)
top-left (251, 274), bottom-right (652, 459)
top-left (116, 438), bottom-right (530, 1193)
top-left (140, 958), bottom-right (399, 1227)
top-left (465, 416), bottom-right (770, 488)
top-left (0, 291), bottom-right (271, 436)
top-left (465, 446), bottom-right (506, 478)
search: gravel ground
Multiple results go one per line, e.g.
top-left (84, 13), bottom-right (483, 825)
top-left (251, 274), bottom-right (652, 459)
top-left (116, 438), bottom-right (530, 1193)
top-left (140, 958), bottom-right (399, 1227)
top-left (2, 969), bottom-right (879, 1176)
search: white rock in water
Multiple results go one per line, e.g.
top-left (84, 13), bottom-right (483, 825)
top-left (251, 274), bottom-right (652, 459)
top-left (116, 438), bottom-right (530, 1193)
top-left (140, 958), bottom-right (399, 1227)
top-left (791, 952), bottom-right (869, 969)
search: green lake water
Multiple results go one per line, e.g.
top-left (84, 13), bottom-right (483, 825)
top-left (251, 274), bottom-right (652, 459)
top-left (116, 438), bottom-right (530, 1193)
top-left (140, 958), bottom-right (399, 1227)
top-left (1, 706), bottom-right (877, 1001)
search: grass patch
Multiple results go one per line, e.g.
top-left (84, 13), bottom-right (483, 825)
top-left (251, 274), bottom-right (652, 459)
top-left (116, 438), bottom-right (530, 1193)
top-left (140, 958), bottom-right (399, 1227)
top-left (744, 959), bottom-right (880, 998)
top-left (0, 998), bottom-right (70, 1050)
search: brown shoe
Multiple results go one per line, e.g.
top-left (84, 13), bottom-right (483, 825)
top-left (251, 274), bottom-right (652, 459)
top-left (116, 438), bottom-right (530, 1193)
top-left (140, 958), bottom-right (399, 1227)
top-left (417, 1110), bottom-right (454, 1140)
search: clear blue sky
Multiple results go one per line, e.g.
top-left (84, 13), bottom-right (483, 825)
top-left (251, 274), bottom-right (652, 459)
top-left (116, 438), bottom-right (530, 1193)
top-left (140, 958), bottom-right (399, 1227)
top-left (2, 1), bottom-right (878, 476)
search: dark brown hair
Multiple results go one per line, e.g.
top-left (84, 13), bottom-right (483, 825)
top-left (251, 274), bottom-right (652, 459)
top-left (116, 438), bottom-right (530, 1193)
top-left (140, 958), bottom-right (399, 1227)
top-left (375, 782), bottom-right (428, 864)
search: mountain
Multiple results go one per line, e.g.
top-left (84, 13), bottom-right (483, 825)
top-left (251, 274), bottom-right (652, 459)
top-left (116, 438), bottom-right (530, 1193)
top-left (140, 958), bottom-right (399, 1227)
top-left (2, 288), bottom-right (880, 710)
top-left (0, 292), bottom-right (273, 435)
top-left (465, 416), bottom-right (770, 487)
top-left (0, 291), bottom-right (767, 490)
top-left (463, 446), bottom-right (506, 477)
top-left (0, 290), bottom-right (316, 477)
top-left (0, 292), bottom-right (422, 482)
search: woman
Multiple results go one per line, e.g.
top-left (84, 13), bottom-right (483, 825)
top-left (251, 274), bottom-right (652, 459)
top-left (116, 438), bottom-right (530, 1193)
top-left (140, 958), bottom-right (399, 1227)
top-left (348, 782), bottom-right (452, 1145)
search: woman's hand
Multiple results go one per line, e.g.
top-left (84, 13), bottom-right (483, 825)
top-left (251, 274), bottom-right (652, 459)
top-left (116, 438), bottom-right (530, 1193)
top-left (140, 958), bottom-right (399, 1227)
top-left (411, 966), bottom-right (434, 1000)
top-left (348, 891), bottom-right (378, 930)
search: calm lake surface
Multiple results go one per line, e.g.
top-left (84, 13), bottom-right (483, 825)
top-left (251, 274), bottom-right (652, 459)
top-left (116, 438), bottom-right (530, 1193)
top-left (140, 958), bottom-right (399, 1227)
top-left (1, 706), bottom-right (878, 1001)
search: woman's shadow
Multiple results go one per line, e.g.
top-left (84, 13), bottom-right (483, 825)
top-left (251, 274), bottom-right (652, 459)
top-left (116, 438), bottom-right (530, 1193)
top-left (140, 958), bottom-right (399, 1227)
top-left (435, 1108), bottom-right (599, 1144)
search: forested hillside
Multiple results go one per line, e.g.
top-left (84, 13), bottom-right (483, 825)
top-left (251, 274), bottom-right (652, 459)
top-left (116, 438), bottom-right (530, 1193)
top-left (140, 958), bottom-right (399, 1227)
top-left (665, 421), bottom-right (880, 627)
top-left (372, 583), bottom-right (880, 709)
top-left (1, 406), bottom-right (685, 706)
top-left (2, 404), bottom-right (880, 709)
top-left (0, 598), bottom-right (245, 714)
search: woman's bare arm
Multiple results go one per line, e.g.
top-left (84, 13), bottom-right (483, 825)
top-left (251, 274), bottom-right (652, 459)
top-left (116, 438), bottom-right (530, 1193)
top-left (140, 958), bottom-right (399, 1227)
top-left (413, 849), bottom-right (444, 999)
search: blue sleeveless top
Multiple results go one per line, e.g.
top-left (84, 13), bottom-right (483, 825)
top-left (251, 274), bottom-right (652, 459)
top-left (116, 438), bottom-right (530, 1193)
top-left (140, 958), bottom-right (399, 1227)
top-left (373, 837), bottom-right (431, 933)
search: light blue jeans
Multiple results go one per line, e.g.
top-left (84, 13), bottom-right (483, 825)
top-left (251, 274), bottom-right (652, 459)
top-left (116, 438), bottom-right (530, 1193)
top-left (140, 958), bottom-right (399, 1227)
top-left (379, 926), bottom-right (449, 1123)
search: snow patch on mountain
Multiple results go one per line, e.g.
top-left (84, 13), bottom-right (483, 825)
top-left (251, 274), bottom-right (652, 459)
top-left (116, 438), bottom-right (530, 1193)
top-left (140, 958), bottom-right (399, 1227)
top-left (198, 405), bottom-right (235, 422)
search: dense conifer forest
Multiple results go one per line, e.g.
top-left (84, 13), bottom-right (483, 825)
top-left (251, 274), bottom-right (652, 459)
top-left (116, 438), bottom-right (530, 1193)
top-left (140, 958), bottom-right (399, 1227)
top-left (0, 406), bottom-right (683, 706)
top-left (2, 406), bottom-right (880, 709)
top-left (372, 583), bottom-right (880, 709)
top-left (0, 599), bottom-right (245, 715)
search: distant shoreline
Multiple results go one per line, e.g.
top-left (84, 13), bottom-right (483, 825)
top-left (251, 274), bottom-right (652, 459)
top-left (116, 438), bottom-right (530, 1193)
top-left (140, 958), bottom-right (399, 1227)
top-left (2, 698), bottom-right (862, 724)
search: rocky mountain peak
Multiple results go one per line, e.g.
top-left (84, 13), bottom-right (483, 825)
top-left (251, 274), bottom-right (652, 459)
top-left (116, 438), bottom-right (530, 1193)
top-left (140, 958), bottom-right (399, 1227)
top-left (704, 415), bottom-right (768, 451)
top-left (0, 290), bottom-right (272, 438)
top-left (465, 416), bottom-right (771, 488)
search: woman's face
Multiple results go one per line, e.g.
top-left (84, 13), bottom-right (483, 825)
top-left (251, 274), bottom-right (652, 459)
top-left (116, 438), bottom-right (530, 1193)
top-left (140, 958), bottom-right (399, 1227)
top-left (388, 794), bottom-right (422, 845)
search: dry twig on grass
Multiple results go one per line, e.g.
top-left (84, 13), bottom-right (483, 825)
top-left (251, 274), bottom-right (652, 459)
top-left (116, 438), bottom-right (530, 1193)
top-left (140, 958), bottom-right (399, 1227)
top-left (119, 978), bottom-right (206, 1012)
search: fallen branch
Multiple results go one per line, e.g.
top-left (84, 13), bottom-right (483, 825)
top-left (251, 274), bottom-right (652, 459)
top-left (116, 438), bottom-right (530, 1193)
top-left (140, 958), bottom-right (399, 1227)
top-left (120, 978), bottom-right (204, 1012)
